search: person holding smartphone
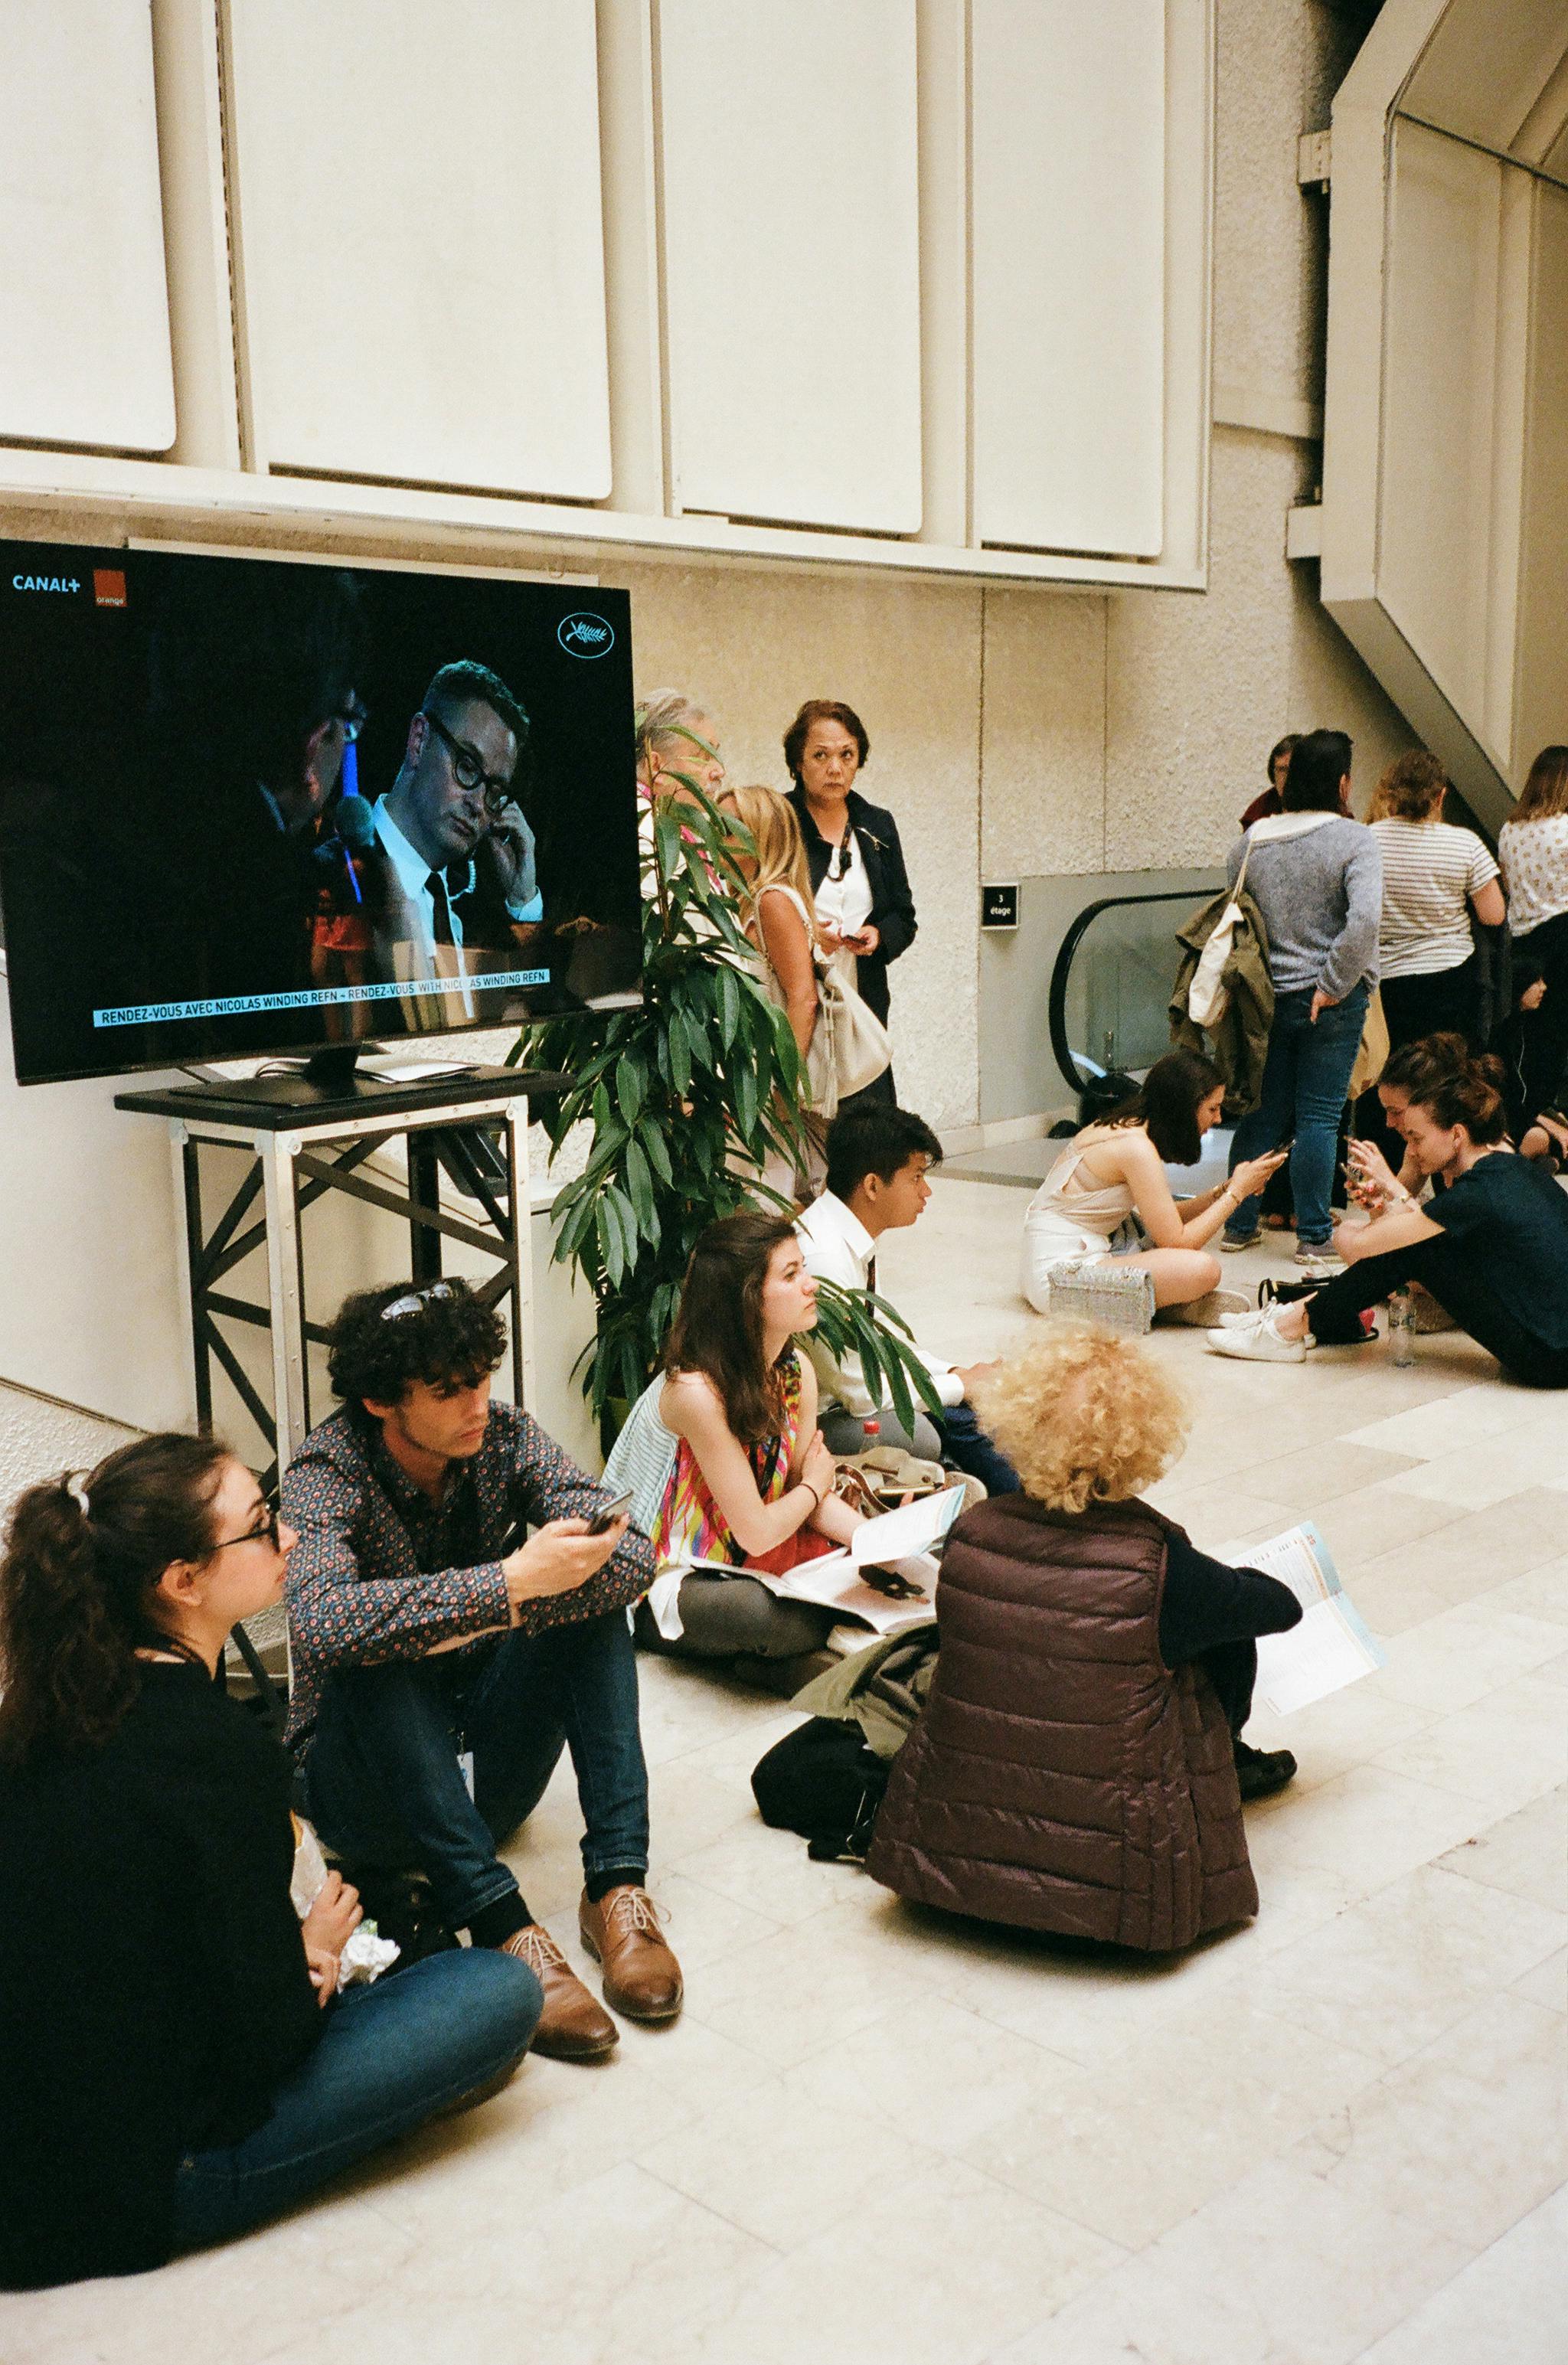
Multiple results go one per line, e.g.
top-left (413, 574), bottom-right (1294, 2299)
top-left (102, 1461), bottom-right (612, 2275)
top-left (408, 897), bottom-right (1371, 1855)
top-left (281, 1278), bottom-right (682, 2064)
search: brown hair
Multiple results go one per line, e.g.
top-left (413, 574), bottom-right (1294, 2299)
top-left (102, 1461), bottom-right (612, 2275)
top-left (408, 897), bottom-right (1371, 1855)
top-left (1413, 1057), bottom-right (1508, 1145)
top-left (1514, 745), bottom-right (1568, 823)
top-left (782, 700), bottom-right (870, 788)
top-left (1370, 748), bottom-right (1447, 823)
top-left (0, 1434), bottom-right (231, 1764)
top-left (1378, 1032), bottom-right (1472, 1099)
top-left (665, 1213), bottom-right (802, 1445)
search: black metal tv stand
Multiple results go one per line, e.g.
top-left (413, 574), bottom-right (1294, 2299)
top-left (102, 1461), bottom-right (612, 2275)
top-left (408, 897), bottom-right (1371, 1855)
top-left (115, 1067), bottom-right (571, 1487)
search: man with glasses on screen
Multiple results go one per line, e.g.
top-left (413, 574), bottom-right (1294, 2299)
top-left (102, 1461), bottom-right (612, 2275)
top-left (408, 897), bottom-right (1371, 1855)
top-left (370, 659), bottom-right (544, 1024)
top-left (280, 1276), bottom-right (682, 2063)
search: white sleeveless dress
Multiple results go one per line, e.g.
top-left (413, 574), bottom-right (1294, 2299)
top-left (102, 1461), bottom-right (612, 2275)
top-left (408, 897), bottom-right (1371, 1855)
top-left (1020, 1144), bottom-right (1137, 1313)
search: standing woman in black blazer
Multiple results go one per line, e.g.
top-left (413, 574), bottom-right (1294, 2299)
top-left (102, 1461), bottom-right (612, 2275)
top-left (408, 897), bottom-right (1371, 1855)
top-left (784, 698), bottom-right (917, 1106)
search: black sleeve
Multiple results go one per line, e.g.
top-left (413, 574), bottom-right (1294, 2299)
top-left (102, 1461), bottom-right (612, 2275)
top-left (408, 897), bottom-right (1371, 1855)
top-left (1158, 1527), bottom-right (1302, 1668)
top-left (869, 814), bottom-right (917, 966)
top-left (175, 1700), bottom-right (323, 2141)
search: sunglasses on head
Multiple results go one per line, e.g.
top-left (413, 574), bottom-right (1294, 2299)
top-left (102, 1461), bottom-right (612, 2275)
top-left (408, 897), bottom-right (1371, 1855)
top-left (381, 1281), bottom-right (456, 1321)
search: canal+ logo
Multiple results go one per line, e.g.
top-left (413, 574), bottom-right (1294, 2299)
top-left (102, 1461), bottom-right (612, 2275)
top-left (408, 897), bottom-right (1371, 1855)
top-left (557, 611), bottom-right (615, 659)
top-left (12, 570), bottom-right (82, 595)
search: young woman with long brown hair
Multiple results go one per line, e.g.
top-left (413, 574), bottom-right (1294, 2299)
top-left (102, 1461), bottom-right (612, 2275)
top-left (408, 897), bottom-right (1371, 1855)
top-left (0, 1435), bottom-right (541, 2288)
top-left (603, 1211), bottom-right (866, 1672)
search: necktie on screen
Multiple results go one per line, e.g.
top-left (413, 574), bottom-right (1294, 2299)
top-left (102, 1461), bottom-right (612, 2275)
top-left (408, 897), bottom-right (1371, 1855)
top-left (426, 869), bottom-right (455, 947)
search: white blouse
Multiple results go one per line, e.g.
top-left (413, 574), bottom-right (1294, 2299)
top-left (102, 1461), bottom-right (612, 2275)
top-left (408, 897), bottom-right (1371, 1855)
top-left (1498, 814), bottom-right (1568, 939)
top-left (813, 824), bottom-right (874, 940)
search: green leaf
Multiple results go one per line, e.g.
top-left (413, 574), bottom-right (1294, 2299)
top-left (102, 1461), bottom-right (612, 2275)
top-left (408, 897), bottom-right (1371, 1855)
top-left (622, 1134), bottom-right (655, 1231)
top-left (716, 960), bottom-right (741, 1047)
top-left (615, 1052), bottom-right (645, 1129)
top-left (639, 1119), bottom-right (674, 1187)
top-left (667, 1009), bottom-right (692, 1096)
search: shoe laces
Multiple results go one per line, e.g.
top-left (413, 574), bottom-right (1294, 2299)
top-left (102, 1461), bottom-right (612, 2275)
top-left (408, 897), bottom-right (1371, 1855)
top-left (604, 1887), bottom-right (668, 1944)
top-left (505, 1923), bottom-right (569, 1975)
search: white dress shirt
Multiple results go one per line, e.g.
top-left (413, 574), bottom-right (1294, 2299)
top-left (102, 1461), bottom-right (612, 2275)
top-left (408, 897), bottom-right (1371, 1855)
top-left (795, 1190), bottom-right (962, 1416)
top-left (374, 798), bottom-right (475, 1018)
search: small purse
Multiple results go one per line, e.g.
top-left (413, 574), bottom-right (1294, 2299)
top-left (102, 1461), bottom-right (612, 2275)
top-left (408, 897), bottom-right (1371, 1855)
top-left (1043, 1258), bottom-right (1155, 1334)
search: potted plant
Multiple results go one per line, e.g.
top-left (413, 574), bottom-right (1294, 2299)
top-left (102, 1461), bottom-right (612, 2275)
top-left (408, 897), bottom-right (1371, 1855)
top-left (513, 759), bottom-right (943, 1442)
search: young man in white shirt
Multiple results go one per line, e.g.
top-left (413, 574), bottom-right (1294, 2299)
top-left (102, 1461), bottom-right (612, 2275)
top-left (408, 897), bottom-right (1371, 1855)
top-left (795, 1106), bottom-right (1021, 1495)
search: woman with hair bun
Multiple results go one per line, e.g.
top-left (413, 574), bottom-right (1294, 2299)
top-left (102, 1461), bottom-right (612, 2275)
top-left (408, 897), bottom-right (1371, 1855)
top-left (1210, 1053), bottom-right (1568, 1384)
top-left (1498, 744), bottom-right (1568, 1134)
top-left (0, 1435), bottom-right (541, 2288)
top-left (867, 1328), bottom-right (1304, 1951)
top-left (1368, 749), bottom-right (1503, 1055)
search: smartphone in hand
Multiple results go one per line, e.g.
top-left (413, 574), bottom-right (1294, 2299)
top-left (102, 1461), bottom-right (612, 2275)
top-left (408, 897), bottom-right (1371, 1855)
top-left (586, 1489), bottom-right (635, 1537)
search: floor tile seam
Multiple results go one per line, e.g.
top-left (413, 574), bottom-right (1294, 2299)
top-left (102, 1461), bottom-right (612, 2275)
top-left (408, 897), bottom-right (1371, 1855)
top-left (1364, 1750), bottom-right (1568, 1815)
top-left (629, 2158), bottom-right (795, 2264)
top-left (776, 1984), bottom-right (1097, 2095)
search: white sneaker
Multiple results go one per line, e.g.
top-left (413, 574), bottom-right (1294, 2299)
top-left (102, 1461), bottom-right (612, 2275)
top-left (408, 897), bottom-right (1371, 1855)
top-left (1217, 1303), bottom-right (1261, 1328)
top-left (1160, 1288), bottom-right (1250, 1328)
top-left (1206, 1308), bottom-right (1308, 1363)
top-left (1292, 1247), bottom-right (1344, 1272)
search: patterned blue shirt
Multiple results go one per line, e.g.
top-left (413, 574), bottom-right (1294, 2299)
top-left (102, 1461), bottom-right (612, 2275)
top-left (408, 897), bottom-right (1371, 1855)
top-left (279, 1401), bottom-right (654, 1759)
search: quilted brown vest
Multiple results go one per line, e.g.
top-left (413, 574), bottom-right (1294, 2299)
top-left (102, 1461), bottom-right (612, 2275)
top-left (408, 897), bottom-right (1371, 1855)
top-left (866, 1494), bottom-right (1258, 1951)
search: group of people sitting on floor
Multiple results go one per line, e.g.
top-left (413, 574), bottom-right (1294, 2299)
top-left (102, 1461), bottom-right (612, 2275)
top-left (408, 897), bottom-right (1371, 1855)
top-left (5, 722), bottom-right (1565, 2292)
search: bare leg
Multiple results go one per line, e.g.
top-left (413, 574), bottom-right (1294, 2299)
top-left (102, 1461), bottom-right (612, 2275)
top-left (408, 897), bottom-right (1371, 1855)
top-left (1117, 1246), bottom-right (1223, 1308)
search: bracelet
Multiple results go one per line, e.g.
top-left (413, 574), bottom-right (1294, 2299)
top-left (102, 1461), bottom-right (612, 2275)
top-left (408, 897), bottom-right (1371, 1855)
top-left (800, 1481), bottom-right (822, 1514)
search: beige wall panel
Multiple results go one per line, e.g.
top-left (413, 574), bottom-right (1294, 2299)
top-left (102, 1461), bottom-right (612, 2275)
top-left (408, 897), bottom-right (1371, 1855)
top-left (972, 0), bottom-right (1165, 557)
top-left (1513, 179), bottom-right (1568, 780)
top-left (613, 560), bottom-right (981, 1124)
top-left (1105, 430), bottom-right (1298, 869)
top-left (1380, 122), bottom-right (1504, 743)
top-left (978, 591), bottom-right (1108, 879)
top-left (0, 1), bottom-right (175, 453)
top-left (658, 0), bottom-right (922, 534)
top-left (227, 1), bottom-right (611, 498)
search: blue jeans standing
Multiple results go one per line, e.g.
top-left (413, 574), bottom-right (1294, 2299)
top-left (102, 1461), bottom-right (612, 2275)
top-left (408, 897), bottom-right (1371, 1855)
top-left (172, 1950), bottom-right (541, 2252)
top-left (1226, 982), bottom-right (1370, 1249)
top-left (299, 1608), bottom-right (649, 1935)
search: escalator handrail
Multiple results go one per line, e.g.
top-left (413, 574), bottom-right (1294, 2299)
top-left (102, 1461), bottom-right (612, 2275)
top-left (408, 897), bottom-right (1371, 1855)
top-left (1047, 885), bottom-right (1219, 1095)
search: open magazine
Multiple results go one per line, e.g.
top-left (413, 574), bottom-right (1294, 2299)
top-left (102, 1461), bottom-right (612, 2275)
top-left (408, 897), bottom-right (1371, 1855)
top-left (691, 1485), bottom-right (968, 1640)
top-left (1226, 1521), bottom-right (1386, 1716)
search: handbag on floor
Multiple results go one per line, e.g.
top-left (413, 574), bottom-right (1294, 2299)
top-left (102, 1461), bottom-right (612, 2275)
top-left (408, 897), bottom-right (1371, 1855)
top-left (751, 1716), bottom-right (891, 1862)
top-left (1043, 1258), bottom-right (1155, 1334)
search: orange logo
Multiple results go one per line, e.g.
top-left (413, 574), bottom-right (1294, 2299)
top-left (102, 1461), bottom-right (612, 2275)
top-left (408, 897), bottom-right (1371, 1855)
top-left (93, 568), bottom-right (127, 608)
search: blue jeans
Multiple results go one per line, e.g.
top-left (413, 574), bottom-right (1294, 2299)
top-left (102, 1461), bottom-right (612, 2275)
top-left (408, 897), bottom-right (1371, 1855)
top-left (935, 1400), bottom-right (1021, 1496)
top-left (1226, 982), bottom-right (1370, 1248)
top-left (299, 1609), bottom-right (650, 1934)
top-left (172, 1950), bottom-right (541, 2252)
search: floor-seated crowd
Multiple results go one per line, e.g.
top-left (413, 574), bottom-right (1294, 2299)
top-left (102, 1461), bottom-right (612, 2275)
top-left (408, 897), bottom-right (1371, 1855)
top-left (4, 723), bottom-right (1566, 2291)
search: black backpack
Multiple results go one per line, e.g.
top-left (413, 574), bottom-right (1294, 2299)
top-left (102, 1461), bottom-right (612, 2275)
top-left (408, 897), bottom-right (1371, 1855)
top-left (751, 1717), bottom-right (890, 1863)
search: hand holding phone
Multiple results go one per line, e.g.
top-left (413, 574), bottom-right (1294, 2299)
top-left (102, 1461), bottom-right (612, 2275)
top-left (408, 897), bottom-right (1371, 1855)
top-left (586, 1489), bottom-right (634, 1537)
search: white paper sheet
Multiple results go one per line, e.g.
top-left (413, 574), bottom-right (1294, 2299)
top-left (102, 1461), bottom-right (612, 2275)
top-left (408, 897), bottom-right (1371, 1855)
top-left (1226, 1520), bottom-right (1386, 1717)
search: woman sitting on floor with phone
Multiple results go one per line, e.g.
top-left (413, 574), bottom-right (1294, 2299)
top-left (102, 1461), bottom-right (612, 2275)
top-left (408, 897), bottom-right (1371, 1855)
top-left (1021, 1050), bottom-right (1285, 1320)
top-left (1208, 1053), bottom-right (1568, 1387)
top-left (0, 1435), bottom-right (542, 2289)
top-left (603, 1211), bottom-right (867, 1681)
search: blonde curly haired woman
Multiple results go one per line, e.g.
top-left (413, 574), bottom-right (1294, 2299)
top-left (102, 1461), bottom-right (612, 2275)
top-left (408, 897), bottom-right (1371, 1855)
top-left (866, 1328), bottom-right (1303, 1951)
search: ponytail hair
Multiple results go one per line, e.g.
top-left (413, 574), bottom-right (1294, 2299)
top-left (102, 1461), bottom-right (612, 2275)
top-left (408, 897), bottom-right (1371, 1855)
top-left (0, 1433), bottom-right (230, 1766)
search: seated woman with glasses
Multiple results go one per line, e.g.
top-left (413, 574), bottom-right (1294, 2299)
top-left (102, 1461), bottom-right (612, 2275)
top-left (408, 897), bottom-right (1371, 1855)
top-left (0, 1434), bottom-right (544, 2289)
top-left (604, 1212), bottom-right (867, 1684)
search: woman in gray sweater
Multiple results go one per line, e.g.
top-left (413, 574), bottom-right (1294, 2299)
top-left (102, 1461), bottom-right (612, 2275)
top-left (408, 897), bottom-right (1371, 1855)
top-left (1221, 730), bottom-right (1382, 1262)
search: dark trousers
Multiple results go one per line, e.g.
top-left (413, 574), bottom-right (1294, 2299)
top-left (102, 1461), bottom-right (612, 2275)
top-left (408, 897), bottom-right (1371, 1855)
top-left (1502, 913), bottom-right (1568, 1133)
top-left (1305, 1234), bottom-right (1568, 1388)
top-left (1227, 984), bottom-right (1370, 1248)
top-left (1195, 1640), bottom-right (1258, 1735)
top-left (299, 1609), bottom-right (650, 1935)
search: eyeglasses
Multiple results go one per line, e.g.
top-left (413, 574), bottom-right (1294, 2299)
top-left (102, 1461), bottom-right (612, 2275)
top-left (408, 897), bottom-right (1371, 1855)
top-left (381, 1280), bottom-right (455, 1321)
top-left (422, 711), bottom-right (514, 815)
top-left (211, 1497), bottom-right (281, 1555)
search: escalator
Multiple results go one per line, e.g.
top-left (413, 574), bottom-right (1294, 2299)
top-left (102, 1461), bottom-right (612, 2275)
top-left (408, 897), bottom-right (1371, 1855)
top-left (1048, 885), bottom-right (1217, 1116)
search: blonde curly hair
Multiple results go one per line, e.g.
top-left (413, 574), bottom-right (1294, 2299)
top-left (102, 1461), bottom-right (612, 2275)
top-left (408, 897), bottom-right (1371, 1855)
top-left (972, 1326), bottom-right (1191, 1512)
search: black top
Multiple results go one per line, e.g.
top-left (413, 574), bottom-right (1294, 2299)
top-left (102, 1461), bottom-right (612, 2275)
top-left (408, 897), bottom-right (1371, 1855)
top-left (1158, 1530), bottom-right (1302, 1666)
top-left (786, 784), bottom-right (916, 1027)
top-left (1429, 1150), bottom-right (1568, 1351)
top-left (0, 1661), bottom-right (322, 2288)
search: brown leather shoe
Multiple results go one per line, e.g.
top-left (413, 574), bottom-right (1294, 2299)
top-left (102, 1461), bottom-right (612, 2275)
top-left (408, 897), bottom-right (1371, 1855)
top-left (579, 1885), bottom-right (684, 2023)
top-left (499, 1923), bottom-right (618, 2061)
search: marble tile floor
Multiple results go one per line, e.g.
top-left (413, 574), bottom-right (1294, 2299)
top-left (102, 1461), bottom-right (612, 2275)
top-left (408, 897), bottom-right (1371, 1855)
top-left (2, 1176), bottom-right (1564, 2363)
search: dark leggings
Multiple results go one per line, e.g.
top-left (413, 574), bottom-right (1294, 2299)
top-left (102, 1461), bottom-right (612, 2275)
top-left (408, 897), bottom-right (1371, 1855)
top-left (1304, 1234), bottom-right (1568, 1388)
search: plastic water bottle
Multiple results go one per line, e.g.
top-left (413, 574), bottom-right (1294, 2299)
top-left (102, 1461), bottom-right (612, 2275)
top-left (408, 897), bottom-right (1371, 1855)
top-left (861, 1416), bottom-right (880, 1449)
top-left (1388, 1289), bottom-right (1416, 1367)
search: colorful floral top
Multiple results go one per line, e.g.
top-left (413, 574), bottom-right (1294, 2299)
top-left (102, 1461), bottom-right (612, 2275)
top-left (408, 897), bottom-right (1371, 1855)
top-left (603, 1354), bottom-right (805, 1569)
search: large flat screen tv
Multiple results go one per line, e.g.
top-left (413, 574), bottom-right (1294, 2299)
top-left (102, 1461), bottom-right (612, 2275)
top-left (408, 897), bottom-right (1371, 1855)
top-left (0, 544), bottom-right (640, 1085)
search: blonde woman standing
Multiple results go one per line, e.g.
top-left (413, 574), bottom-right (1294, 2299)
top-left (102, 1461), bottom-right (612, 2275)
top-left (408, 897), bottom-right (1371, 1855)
top-left (720, 785), bottom-right (824, 1196)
